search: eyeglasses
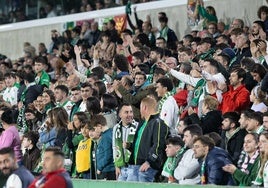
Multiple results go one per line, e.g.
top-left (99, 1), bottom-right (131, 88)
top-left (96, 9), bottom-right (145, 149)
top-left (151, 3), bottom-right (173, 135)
top-left (193, 144), bottom-right (206, 149)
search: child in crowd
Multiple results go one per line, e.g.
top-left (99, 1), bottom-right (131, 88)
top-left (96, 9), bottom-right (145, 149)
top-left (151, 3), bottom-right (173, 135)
top-left (76, 120), bottom-right (92, 179)
top-left (22, 131), bottom-right (41, 172)
top-left (90, 114), bottom-right (115, 180)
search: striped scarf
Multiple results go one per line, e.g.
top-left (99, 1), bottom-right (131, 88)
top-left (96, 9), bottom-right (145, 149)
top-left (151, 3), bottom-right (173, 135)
top-left (158, 91), bottom-right (174, 113)
top-left (162, 146), bottom-right (188, 182)
top-left (241, 150), bottom-right (259, 174)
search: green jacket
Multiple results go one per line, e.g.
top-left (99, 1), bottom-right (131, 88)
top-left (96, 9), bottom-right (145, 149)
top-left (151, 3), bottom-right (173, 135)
top-left (233, 155), bottom-right (260, 186)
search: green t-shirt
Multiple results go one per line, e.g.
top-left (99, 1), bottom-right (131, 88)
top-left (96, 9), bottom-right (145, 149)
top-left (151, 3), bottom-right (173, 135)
top-left (134, 120), bottom-right (147, 164)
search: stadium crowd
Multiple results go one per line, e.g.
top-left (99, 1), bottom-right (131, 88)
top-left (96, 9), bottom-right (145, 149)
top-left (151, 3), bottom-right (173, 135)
top-left (0, 0), bottom-right (268, 187)
top-left (0, 0), bottom-right (153, 25)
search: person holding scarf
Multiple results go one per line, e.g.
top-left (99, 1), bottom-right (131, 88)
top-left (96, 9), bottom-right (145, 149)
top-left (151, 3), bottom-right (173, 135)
top-left (162, 136), bottom-right (186, 183)
top-left (223, 133), bottom-right (260, 186)
top-left (112, 104), bottom-right (138, 181)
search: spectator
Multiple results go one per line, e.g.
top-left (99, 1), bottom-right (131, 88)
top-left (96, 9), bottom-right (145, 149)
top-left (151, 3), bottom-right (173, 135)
top-left (219, 68), bottom-right (250, 113)
top-left (246, 111), bottom-right (264, 134)
top-left (128, 96), bottom-right (169, 182)
top-left (45, 3), bottom-right (57, 18)
top-left (112, 104), bottom-right (138, 181)
top-left (29, 147), bottom-right (73, 188)
top-left (54, 85), bottom-right (74, 116)
top-left (0, 108), bottom-right (22, 164)
top-left (107, 19), bottom-right (120, 43)
top-left (22, 131), bottom-right (41, 172)
top-left (250, 85), bottom-right (268, 112)
top-left (75, 116), bottom-right (92, 179)
top-left (2, 72), bottom-right (19, 107)
top-left (220, 112), bottom-right (247, 164)
top-left (195, 0), bottom-right (218, 29)
top-left (19, 72), bottom-right (43, 107)
top-left (188, 96), bottom-right (222, 135)
top-left (257, 5), bottom-right (268, 35)
top-left (0, 147), bottom-right (34, 187)
top-left (91, 114), bottom-right (115, 180)
top-left (112, 54), bottom-right (129, 80)
top-left (252, 131), bottom-right (268, 186)
top-left (86, 96), bottom-right (101, 116)
top-left (174, 124), bottom-right (202, 184)
top-left (162, 136), bottom-right (185, 183)
top-left (93, 30), bottom-right (116, 61)
top-left (88, 21), bottom-right (101, 48)
top-left (65, 111), bottom-right (87, 176)
top-left (155, 77), bottom-right (178, 135)
top-left (158, 16), bottom-right (178, 48)
top-left (42, 89), bottom-right (56, 113)
top-left (79, 82), bottom-right (94, 112)
top-left (69, 87), bottom-right (82, 121)
top-left (193, 135), bottom-right (234, 185)
top-left (34, 56), bottom-right (50, 89)
top-left (100, 93), bottom-right (118, 129)
top-left (223, 133), bottom-right (260, 186)
top-left (263, 112), bottom-right (268, 131)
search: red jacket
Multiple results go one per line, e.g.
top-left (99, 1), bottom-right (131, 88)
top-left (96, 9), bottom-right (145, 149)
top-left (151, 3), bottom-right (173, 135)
top-left (28, 169), bottom-right (70, 188)
top-left (220, 84), bottom-right (250, 114)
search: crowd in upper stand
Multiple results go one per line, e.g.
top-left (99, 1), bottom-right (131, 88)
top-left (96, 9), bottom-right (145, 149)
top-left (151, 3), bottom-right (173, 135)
top-left (0, 0), bottom-right (268, 187)
top-left (0, 0), bottom-right (154, 25)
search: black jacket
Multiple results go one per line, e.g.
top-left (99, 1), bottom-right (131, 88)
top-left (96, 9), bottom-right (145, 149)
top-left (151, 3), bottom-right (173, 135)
top-left (220, 128), bottom-right (246, 164)
top-left (189, 110), bottom-right (223, 135)
top-left (129, 113), bottom-right (169, 170)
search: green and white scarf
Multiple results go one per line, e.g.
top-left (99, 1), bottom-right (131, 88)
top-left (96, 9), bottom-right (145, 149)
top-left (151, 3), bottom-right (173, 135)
top-left (162, 146), bottom-right (188, 180)
top-left (114, 121), bottom-right (138, 167)
top-left (158, 91), bottom-right (174, 113)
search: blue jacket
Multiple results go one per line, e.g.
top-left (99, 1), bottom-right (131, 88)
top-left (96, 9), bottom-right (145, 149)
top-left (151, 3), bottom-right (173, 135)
top-left (96, 128), bottom-right (115, 172)
top-left (200, 147), bottom-right (234, 185)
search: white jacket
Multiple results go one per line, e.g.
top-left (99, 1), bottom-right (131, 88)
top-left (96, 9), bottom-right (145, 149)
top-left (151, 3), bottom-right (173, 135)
top-left (174, 149), bottom-right (200, 184)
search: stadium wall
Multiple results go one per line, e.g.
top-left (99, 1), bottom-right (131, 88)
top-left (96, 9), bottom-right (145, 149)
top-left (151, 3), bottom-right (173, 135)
top-left (72, 179), bottom-right (232, 188)
top-left (0, 0), bottom-right (265, 60)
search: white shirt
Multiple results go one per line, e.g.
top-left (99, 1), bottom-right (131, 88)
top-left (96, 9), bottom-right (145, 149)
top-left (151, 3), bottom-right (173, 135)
top-left (174, 149), bottom-right (200, 184)
top-left (5, 174), bottom-right (22, 188)
top-left (160, 96), bottom-right (179, 135)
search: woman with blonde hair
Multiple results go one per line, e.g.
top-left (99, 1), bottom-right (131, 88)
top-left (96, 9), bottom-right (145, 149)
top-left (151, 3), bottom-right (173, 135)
top-left (250, 85), bottom-right (268, 112)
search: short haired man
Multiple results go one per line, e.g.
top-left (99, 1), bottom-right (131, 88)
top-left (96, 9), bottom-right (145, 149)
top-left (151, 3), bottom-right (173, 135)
top-left (79, 82), bottom-right (94, 112)
top-left (113, 54), bottom-right (130, 80)
top-left (193, 136), bottom-right (234, 185)
top-left (156, 77), bottom-right (178, 135)
top-left (54, 85), bottom-right (74, 116)
top-left (69, 87), bottom-right (82, 121)
top-left (246, 111), bottom-right (264, 134)
top-left (220, 68), bottom-right (250, 113)
top-left (162, 136), bottom-right (185, 183)
top-left (220, 112), bottom-right (247, 164)
top-left (165, 57), bottom-right (177, 69)
top-left (112, 104), bottom-right (138, 181)
top-left (22, 131), bottom-right (41, 172)
top-left (0, 147), bottom-right (34, 188)
top-left (3, 72), bottom-right (18, 106)
top-left (29, 147), bottom-right (73, 188)
top-left (263, 112), bottom-right (268, 131)
top-left (127, 96), bottom-right (169, 182)
top-left (173, 124), bottom-right (202, 184)
top-left (34, 56), bottom-right (50, 88)
top-left (131, 51), bottom-right (145, 67)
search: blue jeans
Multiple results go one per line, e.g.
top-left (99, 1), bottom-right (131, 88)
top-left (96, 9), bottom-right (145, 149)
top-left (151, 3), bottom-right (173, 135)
top-left (126, 165), bottom-right (157, 182)
top-left (117, 167), bottom-right (129, 181)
